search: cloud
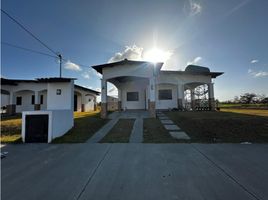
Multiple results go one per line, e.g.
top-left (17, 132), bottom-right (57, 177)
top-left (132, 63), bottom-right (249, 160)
top-left (82, 72), bottom-right (90, 79)
top-left (184, 0), bottom-right (202, 16)
top-left (108, 45), bottom-right (143, 63)
top-left (64, 60), bottom-right (82, 71)
top-left (187, 56), bottom-right (202, 65)
top-left (250, 59), bottom-right (259, 64)
top-left (81, 68), bottom-right (102, 80)
top-left (248, 69), bottom-right (268, 78)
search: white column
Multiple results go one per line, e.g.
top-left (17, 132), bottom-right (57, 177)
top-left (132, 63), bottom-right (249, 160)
top-left (34, 91), bottom-right (39, 104)
top-left (149, 77), bottom-right (156, 117)
top-left (208, 83), bottom-right (215, 110)
top-left (101, 78), bottom-right (107, 118)
top-left (191, 88), bottom-right (196, 110)
top-left (177, 84), bottom-right (184, 110)
top-left (208, 83), bottom-right (214, 99)
top-left (101, 79), bottom-right (107, 103)
top-left (149, 77), bottom-right (156, 102)
top-left (118, 88), bottom-right (121, 102)
top-left (9, 91), bottom-right (14, 104)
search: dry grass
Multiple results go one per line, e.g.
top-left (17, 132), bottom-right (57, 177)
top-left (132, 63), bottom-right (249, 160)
top-left (143, 118), bottom-right (179, 143)
top-left (166, 110), bottom-right (268, 143)
top-left (221, 108), bottom-right (268, 117)
top-left (100, 119), bottom-right (135, 143)
top-left (1, 114), bottom-right (22, 143)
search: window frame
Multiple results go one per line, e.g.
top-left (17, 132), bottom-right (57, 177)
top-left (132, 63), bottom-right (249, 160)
top-left (158, 89), bottom-right (172, 100)
top-left (126, 92), bottom-right (139, 101)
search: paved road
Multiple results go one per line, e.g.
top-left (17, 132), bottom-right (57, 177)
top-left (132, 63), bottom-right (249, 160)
top-left (1, 144), bottom-right (268, 200)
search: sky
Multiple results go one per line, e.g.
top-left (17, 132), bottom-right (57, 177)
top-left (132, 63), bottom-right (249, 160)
top-left (1, 0), bottom-right (268, 101)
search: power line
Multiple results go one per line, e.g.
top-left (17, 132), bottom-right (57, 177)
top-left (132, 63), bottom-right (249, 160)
top-left (1, 9), bottom-right (59, 56)
top-left (1, 42), bottom-right (58, 58)
top-left (2, 41), bottom-right (94, 72)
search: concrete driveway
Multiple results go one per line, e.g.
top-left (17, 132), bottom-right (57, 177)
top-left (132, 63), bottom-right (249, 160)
top-left (1, 143), bottom-right (268, 200)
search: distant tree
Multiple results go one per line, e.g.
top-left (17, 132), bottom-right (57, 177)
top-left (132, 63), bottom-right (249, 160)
top-left (240, 93), bottom-right (257, 104)
top-left (261, 97), bottom-right (268, 104)
top-left (233, 96), bottom-right (240, 103)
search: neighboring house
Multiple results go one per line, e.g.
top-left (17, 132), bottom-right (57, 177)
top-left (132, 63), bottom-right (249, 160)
top-left (1, 78), bottom-right (100, 115)
top-left (107, 96), bottom-right (118, 111)
top-left (92, 59), bottom-right (223, 118)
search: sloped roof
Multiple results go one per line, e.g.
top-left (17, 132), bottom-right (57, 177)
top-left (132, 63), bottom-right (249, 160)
top-left (74, 85), bottom-right (100, 95)
top-left (92, 59), bottom-right (163, 74)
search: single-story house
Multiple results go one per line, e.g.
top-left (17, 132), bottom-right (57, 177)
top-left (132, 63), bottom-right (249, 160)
top-left (92, 59), bottom-right (223, 118)
top-left (1, 78), bottom-right (100, 115)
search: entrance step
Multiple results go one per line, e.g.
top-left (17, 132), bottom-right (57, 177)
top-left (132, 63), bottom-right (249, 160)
top-left (160, 119), bottom-right (173, 124)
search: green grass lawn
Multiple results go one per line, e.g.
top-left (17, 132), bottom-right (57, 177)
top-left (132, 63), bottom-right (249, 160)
top-left (219, 103), bottom-right (268, 109)
top-left (53, 111), bottom-right (109, 143)
top-left (165, 109), bottom-right (268, 143)
top-left (143, 118), bottom-right (180, 143)
top-left (100, 119), bottom-right (135, 143)
top-left (1, 114), bottom-right (22, 143)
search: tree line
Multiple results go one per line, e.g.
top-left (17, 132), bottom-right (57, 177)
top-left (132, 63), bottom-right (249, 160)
top-left (222, 93), bottom-right (268, 104)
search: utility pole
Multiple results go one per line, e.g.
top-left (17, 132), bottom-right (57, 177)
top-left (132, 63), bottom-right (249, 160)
top-left (58, 54), bottom-right (62, 78)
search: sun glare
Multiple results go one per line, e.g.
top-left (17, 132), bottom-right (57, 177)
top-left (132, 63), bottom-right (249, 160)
top-left (144, 48), bottom-right (172, 63)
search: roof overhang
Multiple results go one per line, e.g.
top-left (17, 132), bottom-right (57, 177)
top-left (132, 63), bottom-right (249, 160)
top-left (160, 71), bottom-right (224, 78)
top-left (92, 59), bottom-right (163, 74)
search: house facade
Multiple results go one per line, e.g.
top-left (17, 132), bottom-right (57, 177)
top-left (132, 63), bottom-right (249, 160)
top-left (92, 59), bottom-right (223, 118)
top-left (1, 78), bottom-right (99, 115)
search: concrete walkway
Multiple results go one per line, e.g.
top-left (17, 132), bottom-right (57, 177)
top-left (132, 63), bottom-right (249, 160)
top-left (2, 144), bottom-right (268, 200)
top-left (88, 111), bottom-right (149, 143)
top-left (87, 118), bottom-right (119, 143)
top-left (129, 117), bottom-right (143, 143)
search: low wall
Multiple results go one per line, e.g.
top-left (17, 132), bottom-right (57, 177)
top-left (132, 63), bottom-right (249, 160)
top-left (22, 109), bottom-right (73, 143)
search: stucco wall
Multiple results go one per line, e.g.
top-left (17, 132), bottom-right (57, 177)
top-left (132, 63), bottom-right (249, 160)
top-left (47, 81), bottom-right (74, 110)
top-left (15, 91), bottom-right (35, 113)
top-left (155, 84), bottom-right (178, 109)
top-left (120, 80), bottom-right (147, 110)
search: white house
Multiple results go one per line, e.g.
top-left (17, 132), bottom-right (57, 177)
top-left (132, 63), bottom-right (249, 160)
top-left (1, 78), bottom-right (100, 115)
top-left (92, 59), bottom-right (223, 118)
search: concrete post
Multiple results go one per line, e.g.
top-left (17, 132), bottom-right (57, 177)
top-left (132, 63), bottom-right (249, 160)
top-left (177, 84), bottom-right (184, 110)
top-left (149, 77), bottom-right (156, 118)
top-left (34, 91), bottom-right (40, 110)
top-left (117, 88), bottom-right (122, 111)
top-left (101, 79), bottom-right (107, 118)
top-left (191, 89), bottom-right (196, 111)
top-left (7, 91), bottom-right (16, 115)
top-left (208, 83), bottom-right (216, 111)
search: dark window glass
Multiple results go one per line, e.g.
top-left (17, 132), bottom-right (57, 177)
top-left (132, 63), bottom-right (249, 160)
top-left (40, 95), bottom-right (43, 104)
top-left (127, 92), bottom-right (139, 101)
top-left (16, 96), bottom-right (22, 105)
top-left (31, 95), bottom-right (35, 105)
top-left (158, 89), bottom-right (172, 100)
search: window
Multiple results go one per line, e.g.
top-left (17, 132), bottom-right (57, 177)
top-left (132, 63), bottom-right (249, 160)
top-left (56, 89), bottom-right (61, 95)
top-left (127, 92), bottom-right (139, 101)
top-left (16, 96), bottom-right (22, 105)
top-left (158, 89), bottom-right (172, 100)
top-left (31, 95), bottom-right (35, 105)
top-left (40, 95), bottom-right (43, 104)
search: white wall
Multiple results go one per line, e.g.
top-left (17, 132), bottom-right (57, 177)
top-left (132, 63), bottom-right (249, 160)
top-left (22, 110), bottom-right (73, 143)
top-left (15, 91), bottom-right (35, 113)
top-left (84, 95), bottom-right (95, 111)
top-left (51, 109), bottom-right (73, 140)
top-left (1, 94), bottom-right (9, 107)
top-left (156, 84), bottom-right (178, 109)
top-left (39, 91), bottom-right (47, 110)
top-left (120, 80), bottom-right (148, 110)
top-left (47, 81), bottom-right (74, 110)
